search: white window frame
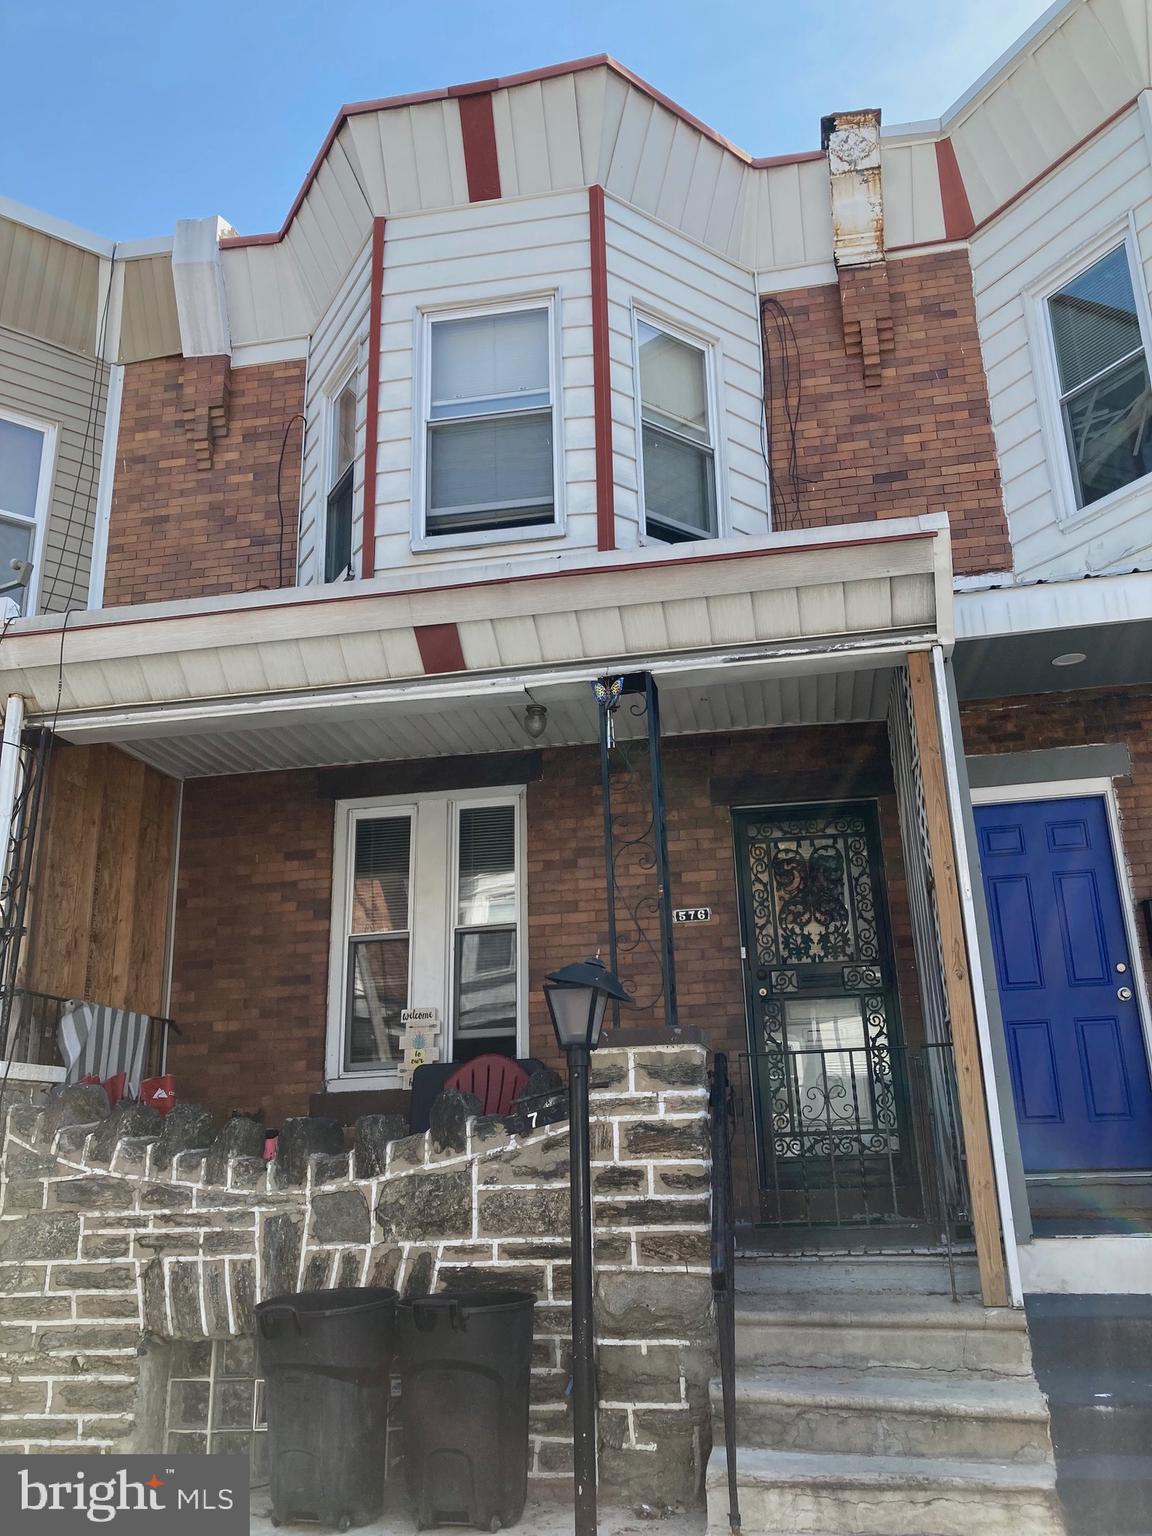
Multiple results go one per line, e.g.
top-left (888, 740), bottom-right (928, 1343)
top-left (320, 357), bottom-right (359, 584)
top-left (411, 293), bottom-right (566, 553)
top-left (631, 303), bottom-right (725, 546)
top-left (0, 406), bottom-right (56, 618)
top-left (1027, 215), bottom-right (1152, 535)
top-left (326, 786), bottom-right (528, 1090)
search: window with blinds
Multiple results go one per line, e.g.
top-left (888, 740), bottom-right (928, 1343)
top-left (453, 804), bottom-right (517, 1039)
top-left (325, 377), bottom-right (357, 581)
top-left (0, 412), bottom-right (49, 615)
top-left (344, 814), bottom-right (411, 1071)
top-left (636, 318), bottom-right (717, 543)
top-left (1048, 244), bottom-right (1152, 509)
top-left (425, 306), bottom-right (556, 537)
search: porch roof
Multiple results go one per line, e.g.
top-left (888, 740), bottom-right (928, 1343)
top-left (1, 515), bottom-right (952, 777)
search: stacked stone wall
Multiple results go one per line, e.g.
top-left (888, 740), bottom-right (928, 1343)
top-left (0, 1042), bottom-right (713, 1504)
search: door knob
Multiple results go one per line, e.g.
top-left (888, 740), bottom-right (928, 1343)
top-left (1118, 986), bottom-right (1134, 1002)
top-left (757, 987), bottom-right (768, 998)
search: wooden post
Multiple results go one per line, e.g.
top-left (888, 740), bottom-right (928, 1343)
top-left (906, 651), bottom-right (1009, 1307)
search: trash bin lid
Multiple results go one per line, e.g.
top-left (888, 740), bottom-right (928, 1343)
top-left (256, 1286), bottom-right (397, 1325)
top-left (400, 1288), bottom-right (535, 1315)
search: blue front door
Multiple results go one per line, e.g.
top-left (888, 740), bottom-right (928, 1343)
top-left (974, 795), bottom-right (1152, 1172)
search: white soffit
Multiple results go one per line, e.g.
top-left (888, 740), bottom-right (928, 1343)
top-left (0, 519), bottom-right (950, 725)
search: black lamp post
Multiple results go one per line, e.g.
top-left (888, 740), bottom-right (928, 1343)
top-left (544, 957), bottom-right (630, 1536)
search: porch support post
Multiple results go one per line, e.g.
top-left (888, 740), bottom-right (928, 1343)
top-left (906, 651), bottom-right (1009, 1307)
top-left (0, 694), bottom-right (25, 886)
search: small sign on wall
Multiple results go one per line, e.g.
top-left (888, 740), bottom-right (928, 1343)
top-left (400, 1008), bottom-right (442, 1085)
top-left (673, 907), bottom-right (713, 924)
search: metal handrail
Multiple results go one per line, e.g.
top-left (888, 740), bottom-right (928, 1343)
top-left (710, 1051), bottom-right (741, 1534)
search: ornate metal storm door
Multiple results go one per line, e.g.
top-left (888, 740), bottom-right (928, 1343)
top-left (733, 802), bottom-right (911, 1226)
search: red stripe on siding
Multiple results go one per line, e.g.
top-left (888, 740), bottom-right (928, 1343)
top-left (415, 623), bottom-right (467, 674)
top-left (589, 186), bottom-right (616, 553)
top-left (458, 92), bottom-right (501, 202)
top-left (935, 138), bottom-right (974, 240)
top-left (360, 217), bottom-right (386, 580)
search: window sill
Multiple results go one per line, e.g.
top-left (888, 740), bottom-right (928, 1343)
top-left (410, 521), bottom-right (567, 555)
top-left (1055, 469), bottom-right (1152, 539)
top-left (325, 1071), bottom-right (406, 1093)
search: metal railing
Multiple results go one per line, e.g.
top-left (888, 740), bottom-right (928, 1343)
top-left (0, 986), bottom-right (177, 1082)
top-left (727, 1039), bottom-right (972, 1297)
top-left (709, 1051), bottom-right (741, 1534)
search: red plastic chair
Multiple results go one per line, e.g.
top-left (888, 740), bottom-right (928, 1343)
top-left (445, 1055), bottom-right (530, 1118)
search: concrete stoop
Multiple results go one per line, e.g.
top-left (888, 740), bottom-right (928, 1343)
top-left (706, 1257), bottom-right (1067, 1536)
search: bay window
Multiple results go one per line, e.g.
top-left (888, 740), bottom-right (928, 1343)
top-left (422, 302), bottom-right (557, 540)
top-left (636, 316), bottom-right (717, 542)
top-left (1046, 242), bottom-right (1152, 511)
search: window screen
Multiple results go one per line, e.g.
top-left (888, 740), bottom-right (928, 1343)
top-left (454, 804), bottom-right (517, 1038)
top-left (345, 815), bottom-right (411, 1070)
top-left (0, 417), bottom-right (44, 615)
top-left (637, 320), bottom-right (716, 542)
top-left (325, 380), bottom-right (356, 582)
top-left (426, 309), bottom-right (555, 536)
top-left (1048, 245), bottom-right (1152, 508)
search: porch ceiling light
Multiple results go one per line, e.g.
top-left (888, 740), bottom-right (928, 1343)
top-left (523, 701), bottom-right (549, 739)
top-left (543, 956), bottom-right (630, 1051)
top-left (1051, 652), bottom-right (1087, 667)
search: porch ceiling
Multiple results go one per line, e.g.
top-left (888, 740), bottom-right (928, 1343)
top-left (89, 661), bottom-right (897, 778)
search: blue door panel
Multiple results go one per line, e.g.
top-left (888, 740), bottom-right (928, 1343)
top-left (974, 795), bottom-right (1152, 1172)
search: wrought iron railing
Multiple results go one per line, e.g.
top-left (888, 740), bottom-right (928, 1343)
top-left (727, 1039), bottom-right (972, 1297)
top-left (0, 986), bottom-right (176, 1081)
top-left (709, 1051), bottom-right (741, 1534)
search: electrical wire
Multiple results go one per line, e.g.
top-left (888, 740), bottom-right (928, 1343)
top-left (276, 413), bottom-right (307, 590)
top-left (761, 295), bottom-right (806, 531)
top-left (44, 247), bottom-right (118, 614)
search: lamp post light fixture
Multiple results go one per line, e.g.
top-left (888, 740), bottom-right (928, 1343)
top-left (543, 957), bottom-right (631, 1536)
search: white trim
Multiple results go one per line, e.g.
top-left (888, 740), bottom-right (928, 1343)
top-left (1026, 216), bottom-right (1152, 533)
top-left (0, 195), bottom-right (117, 258)
top-left (410, 293), bottom-right (566, 553)
top-left (954, 567), bottom-right (1152, 640)
top-left (931, 647), bottom-right (1024, 1306)
top-left (755, 261), bottom-right (838, 295)
top-left (631, 304), bottom-right (725, 547)
top-left (325, 784), bottom-right (528, 1090)
top-left (232, 338), bottom-right (309, 369)
top-left (0, 1059), bottom-right (66, 1084)
top-left (0, 695), bottom-right (25, 896)
top-left (87, 363), bottom-right (123, 610)
top-left (0, 406), bottom-right (57, 619)
top-left (1018, 1233), bottom-right (1152, 1293)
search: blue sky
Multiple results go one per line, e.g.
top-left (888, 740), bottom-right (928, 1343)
top-left (3, 0), bottom-right (1053, 240)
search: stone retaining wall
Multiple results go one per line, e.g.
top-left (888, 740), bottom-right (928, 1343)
top-left (0, 1042), bottom-right (714, 1504)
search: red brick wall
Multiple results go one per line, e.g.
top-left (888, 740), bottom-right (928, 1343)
top-left (104, 355), bottom-right (305, 607)
top-left (167, 770), bottom-right (332, 1126)
top-left (960, 685), bottom-right (1152, 980)
top-left (763, 251), bottom-right (1011, 576)
top-left (164, 726), bottom-right (925, 1122)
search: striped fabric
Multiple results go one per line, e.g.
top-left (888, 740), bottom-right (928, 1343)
top-left (57, 1003), bottom-right (151, 1092)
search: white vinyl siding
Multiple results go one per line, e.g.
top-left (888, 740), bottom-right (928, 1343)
top-left (370, 190), bottom-right (594, 571)
top-left (604, 197), bottom-right (769, 546)
top-left (0, 327), bottom-right (106, 613)
top-left (971, 105), bottom-right (1152, 579)
top-left (298, 238), bottom-right (372, 586)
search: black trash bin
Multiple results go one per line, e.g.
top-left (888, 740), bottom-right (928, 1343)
top-left (256, 1286), bottom-right (397, 1532)
top-left (398, 1289), bottom-right (536, 1532)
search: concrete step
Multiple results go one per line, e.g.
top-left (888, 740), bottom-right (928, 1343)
top-left (736, 1253), bottom-right (980, 1298)
top-left (710, 1365), bottom-right (1053, 1463)
top-left (734, 1291), bottom-right (1033, 1375)
top-left (705, 1446), bottom-right (1064, 1536)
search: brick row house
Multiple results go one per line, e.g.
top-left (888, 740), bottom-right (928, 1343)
top-left (1, 0), bottom-right (1151, 1528)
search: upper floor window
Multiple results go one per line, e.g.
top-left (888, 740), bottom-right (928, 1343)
top-left (422, 302), bottom-right (556, 541)
top-left (324, 374), bottom-right (357, 582)
top-left (1047, 243), bottom-right (1152, 511)
top-left (637, 317), bottom-right (717, 543)
top-left (0, 409), bottom-right (53, 615)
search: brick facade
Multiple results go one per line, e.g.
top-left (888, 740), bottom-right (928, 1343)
top-left (166, 725), bottom-right (924, 1125)
top-left (763, 251), bottom-right (1012, 576)
top-left (103, 355), bottom-right (305, 607)
top-left (960, 684), bottom-right (1152, 979)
